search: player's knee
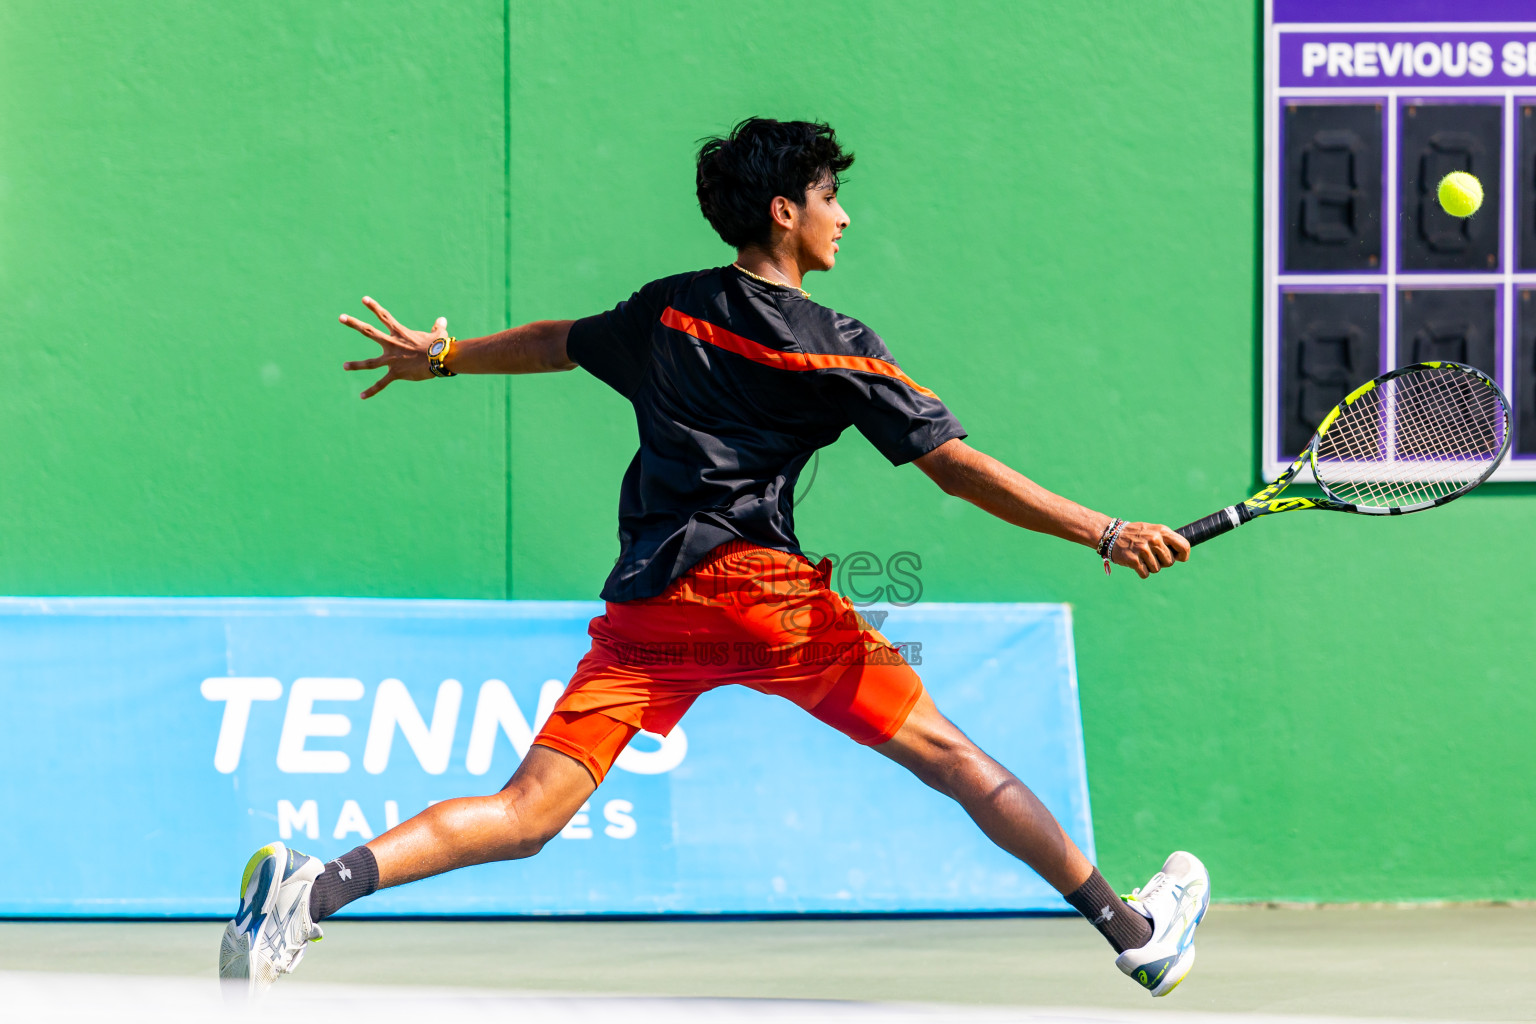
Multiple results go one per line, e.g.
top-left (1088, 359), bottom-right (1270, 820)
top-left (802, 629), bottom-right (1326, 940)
top-left (929, 741), bottom-right (1001, 798)
top-left (493, 784), bottom-right (565, 860)
top-left (903, 733), bottom-right (978, 794)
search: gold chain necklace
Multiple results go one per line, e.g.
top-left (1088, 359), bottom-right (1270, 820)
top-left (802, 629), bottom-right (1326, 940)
top-left (732, 262), bottom-right (809, 299)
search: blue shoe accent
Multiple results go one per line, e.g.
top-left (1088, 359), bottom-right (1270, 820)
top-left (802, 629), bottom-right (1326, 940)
top-left (234, 846), bottom-right (281, 939)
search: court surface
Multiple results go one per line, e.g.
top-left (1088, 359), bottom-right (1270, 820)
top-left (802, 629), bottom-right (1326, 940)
top-left (2, 905), bottom-right (1530, 1022)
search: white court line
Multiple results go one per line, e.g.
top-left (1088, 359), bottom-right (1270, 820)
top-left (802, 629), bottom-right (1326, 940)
top-left (0, 971), bottom-right (1467, 1024)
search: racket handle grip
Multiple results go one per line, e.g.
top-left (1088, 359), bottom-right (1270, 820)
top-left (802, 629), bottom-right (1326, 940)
top-left (1176, 504), bottom-right (1249, 547)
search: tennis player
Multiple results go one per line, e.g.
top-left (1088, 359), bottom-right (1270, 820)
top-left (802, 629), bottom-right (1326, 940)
top-left (220, 117), bottom-right (1208, 999)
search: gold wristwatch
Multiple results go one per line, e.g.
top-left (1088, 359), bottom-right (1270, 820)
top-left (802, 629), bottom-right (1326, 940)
top-left (427, 336), bottom-right (457, 377)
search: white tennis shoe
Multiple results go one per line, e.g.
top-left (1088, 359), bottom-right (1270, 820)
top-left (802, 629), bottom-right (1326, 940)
top-left (1114, 850), bottom-right (1211, 997)
top-left (218, 842), bottom-right (325, 999)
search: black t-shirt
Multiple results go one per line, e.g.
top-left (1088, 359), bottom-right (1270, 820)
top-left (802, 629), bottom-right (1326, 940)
top-left (567, 265), bottom-right (967, 602)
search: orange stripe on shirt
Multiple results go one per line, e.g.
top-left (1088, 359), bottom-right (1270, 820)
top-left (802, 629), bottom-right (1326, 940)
top-left (660, 306), bottom-right (939, 399)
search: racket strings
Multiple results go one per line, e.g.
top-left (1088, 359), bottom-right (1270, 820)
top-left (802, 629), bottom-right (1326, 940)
top-left (1314, 367), bottom-right (1506, 509)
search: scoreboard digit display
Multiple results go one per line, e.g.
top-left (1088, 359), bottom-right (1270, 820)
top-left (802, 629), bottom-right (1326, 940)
top-left (1265, 0), bottom-right (1536, 480)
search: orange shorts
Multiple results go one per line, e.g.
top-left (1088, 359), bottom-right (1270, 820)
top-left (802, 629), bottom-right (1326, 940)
top-left (532, 541), bottom-right (924, 783)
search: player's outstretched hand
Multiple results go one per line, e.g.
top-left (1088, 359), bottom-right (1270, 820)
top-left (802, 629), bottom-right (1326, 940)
top-left (339, 296), bottom-right (447, 399)
top-left (1111, 522), bottom-right (1190, 579)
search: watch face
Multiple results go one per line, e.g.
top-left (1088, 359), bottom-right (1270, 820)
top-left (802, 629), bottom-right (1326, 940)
top-left (429, 341), bottom-right (445, 356)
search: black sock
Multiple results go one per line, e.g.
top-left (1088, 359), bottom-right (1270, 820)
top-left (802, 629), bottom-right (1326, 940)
top-left (307, 846), bottom-right (379, 922)
top-left (1065, 868), bottom-right (1152, 954)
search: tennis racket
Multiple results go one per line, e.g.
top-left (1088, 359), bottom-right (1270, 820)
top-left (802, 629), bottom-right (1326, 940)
top-left (1177, 361), bottom-right (1511, 546)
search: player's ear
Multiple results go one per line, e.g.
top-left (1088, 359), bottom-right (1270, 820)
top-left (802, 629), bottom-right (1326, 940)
top-left (769, 195), bottom-right (796, 230)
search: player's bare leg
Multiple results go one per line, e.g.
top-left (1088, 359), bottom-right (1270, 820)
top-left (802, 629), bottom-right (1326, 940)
top-left (875, 689), bottom-right (1093, 894)
top-left (366, 745), bottom-right (597, 886)
top-left (876, 689), bottom-right (1210, 996)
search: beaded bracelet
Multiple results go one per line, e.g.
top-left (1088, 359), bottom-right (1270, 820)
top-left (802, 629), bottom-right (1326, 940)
top-left (1095, 517), bottom-right (1122, 559)
top-left (1097, 518), bottom-right (1129, 575)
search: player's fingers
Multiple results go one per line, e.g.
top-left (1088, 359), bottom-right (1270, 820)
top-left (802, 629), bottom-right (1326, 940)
top-left (1163, 526), bottom-right (1192, 562)
top-left (343, 355), bottom-right (390, 372)
top-left (339, 314), bottom-right (390, 345)
top-left (362, 296), bottom-right (408, 336)
top-left (1149, 535), bottom-right (1175, 569)
top-left (360, 370), bottom-right (395, 400)
top-left (1129, 533), bottom-right (1166, 574)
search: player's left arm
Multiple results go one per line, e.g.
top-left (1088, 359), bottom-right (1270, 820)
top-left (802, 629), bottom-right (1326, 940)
top-left (913, 438), bottom-right (1189, 578)
top-left (340, 296), bottom-right (575, 400)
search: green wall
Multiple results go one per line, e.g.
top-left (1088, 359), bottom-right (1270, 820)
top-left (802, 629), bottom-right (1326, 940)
top-left (3, 1), bottom-right (1532, 903)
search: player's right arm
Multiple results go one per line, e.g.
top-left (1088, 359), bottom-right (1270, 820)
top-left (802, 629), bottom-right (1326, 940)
top-left (340, 296), bottom-right (575, 399)
top-left (913, 438), bottom-right (1188, 578)
top-left (809, 312), bottom-right (1186, 579)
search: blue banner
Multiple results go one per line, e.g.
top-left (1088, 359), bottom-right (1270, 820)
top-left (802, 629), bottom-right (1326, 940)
top-left (0, 598), bottom-right (1092, 916)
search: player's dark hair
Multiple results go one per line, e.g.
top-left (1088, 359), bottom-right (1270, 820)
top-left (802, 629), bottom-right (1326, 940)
top-left (696, 117), bottom-right (854, 250)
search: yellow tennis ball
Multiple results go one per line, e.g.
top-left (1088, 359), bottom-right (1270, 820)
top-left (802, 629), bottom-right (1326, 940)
top-left (1438, 171), bottom-right (1483, 218)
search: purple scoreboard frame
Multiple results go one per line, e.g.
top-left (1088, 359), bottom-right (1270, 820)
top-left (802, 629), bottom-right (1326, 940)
top-left (1265, 0), bottom-right (1536, 481)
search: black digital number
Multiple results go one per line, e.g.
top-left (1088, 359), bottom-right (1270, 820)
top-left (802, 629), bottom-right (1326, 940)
top-left (1284, 105), bottom-right (1383, 272)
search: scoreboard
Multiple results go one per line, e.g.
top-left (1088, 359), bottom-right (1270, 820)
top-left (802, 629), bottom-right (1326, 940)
top-left (1265, 0), bottom-right (1536, 481)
